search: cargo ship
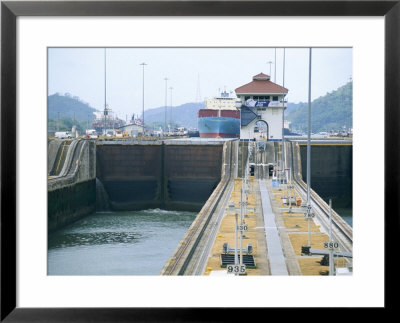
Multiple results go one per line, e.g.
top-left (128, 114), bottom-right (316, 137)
top-left (198, 91), bottom-right (241, 138)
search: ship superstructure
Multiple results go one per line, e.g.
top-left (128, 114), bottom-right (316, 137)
top-left (197, 91), bottom-right (241, 138)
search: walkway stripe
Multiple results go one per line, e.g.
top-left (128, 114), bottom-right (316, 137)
top-left (259, 179), bottom-right (289, 275)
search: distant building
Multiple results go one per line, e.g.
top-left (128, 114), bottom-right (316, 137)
top-left (117, 114), bottom-right (144, 136)
top-left (118, 123), bottom-right (143, 137)
top-left (235, 73), bottom-right (288, 141)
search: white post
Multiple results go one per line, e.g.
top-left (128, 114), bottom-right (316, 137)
top-left (164, 77), bottom-right (169, 132)
top-left (234, 212), bottom-right (238, 268)
top-left (281, 48), bottom-right (286, 183)
top-left (240, 188), bottom-right (243, 268)
top-left (307, 47), bottom-right (313, 247)
top-left (103, 48), bottom-right (107, 136)
top-left (169, 86), bottom-right (173, 129)
top-left (140, 62), bottom-right (147, 135)
top-left (329, 199), bottom-right (335, 276)
top-left (289, 168), bottom-right (292, 209)
top-left (274, 48), bottom-right (277, 83)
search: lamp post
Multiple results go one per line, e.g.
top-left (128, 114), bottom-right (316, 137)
top-left (169, 86), bottom-right (173, 127)
top-left (228, 202), bottom-right (238, 270)
top-left (140, 63), bottom-right (147, 135)
top-left (267, 60), bottom-right (273, 77)
top-left (306, 47), bottom-right (313, 247)
top-left (281, 48), bottom-right (286, 182)
top-left (103, 48), bottom-right (107, 136)
top-left (240, 188), bottom-right (244, 267)
top-left (164, 77), bottom-right (169, 132)
top-left (328, 199), bottom-right (335, 275)
top-left (274, 48), bottom-right (277, 83)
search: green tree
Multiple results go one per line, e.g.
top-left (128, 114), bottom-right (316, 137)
top-left (286, 81), bottom-right (352, 133)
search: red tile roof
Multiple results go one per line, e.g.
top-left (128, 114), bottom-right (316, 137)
top-left (235, 73), bottom-right (288, 94)
top-left (253, 72), bottom-right (270, 80)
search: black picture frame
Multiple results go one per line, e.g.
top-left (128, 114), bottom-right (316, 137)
top-left (1, 0), bottom-right (397, 321)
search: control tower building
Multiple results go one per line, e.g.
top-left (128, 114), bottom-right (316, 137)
top-left (235, 73), bottom-right (288, 141)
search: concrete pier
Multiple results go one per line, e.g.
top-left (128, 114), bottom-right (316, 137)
top-left (48, 139), bottom-right (96, 231)
top-left (163, 140), bottom-right (353, 276)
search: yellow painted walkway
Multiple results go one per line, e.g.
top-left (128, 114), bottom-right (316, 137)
top-left (203, 176), bottom-right (349, 276)
top-left (204, 178), bottom-right (268, 275)
top-left (271, 184), bottom-right (348, 275)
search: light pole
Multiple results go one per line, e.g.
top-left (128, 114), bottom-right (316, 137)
top-left (103, 48), bottom-right (107, 136)
top-left (281, 48), bottom-right (286, 182)
top-left (267, 60), bottom-right (273, 77)
top-left (274, 48), bottom-right (277, 83)
top-left (227, 202), bottom-right (237, 268)
top-left (169, 86), bottom-right (173, 128)
top-left (328, 199), bottom-right (335, 275)
top-left (240, 188), bottom-right (244, 268)
top-left (164, 77), bottom-right (169, 132)
top-left (140, 63), bottom-right (147, 135)
top-left (306, 47), bottom-right (313, 247)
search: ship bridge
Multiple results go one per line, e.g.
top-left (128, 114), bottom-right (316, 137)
top-left (235, 73), bottom-right (288, 141)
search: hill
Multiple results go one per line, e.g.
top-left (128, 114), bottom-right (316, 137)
top-left (48, 93), bottom-right (98, 133)
top-left (285, 102), bottom-right (304, 115)
top-left (48, 93), bottom-right (204, 132)
top-left (286, 81), bottom-right (353, 133)
top-left (48, 81), bottom-right (352, 135)
top-left (48, 93), bottom-right (97, 121)
top-left (143, 102), bottom-right (204, 129)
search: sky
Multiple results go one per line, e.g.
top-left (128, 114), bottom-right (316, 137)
top-left (48, 47), bottom-right (352, 119)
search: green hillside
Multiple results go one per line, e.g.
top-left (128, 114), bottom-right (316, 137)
top-left (48, 93), bottom-right (98, 120)
top-left (48, 93), bottom-right (98, 133)
top-left (286, 81), bottom-right (352, 133)
top-left (48, 81), bottom-right (352, 135)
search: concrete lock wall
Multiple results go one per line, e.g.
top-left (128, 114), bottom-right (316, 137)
top-left (164, 145), bottom-right (223, 210)
top-left (299, 144), bottom-right (352, 208)
top-left (160, 140), bottom-right (237, 275)
top-left (48, 140), bottom-right (97, 232)
top-left (96, 144), bottom-right (162, 210)
top-left (48, 180), bottom-right (96, 231)
top-left (96, 143), bottom-right (224, 212)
